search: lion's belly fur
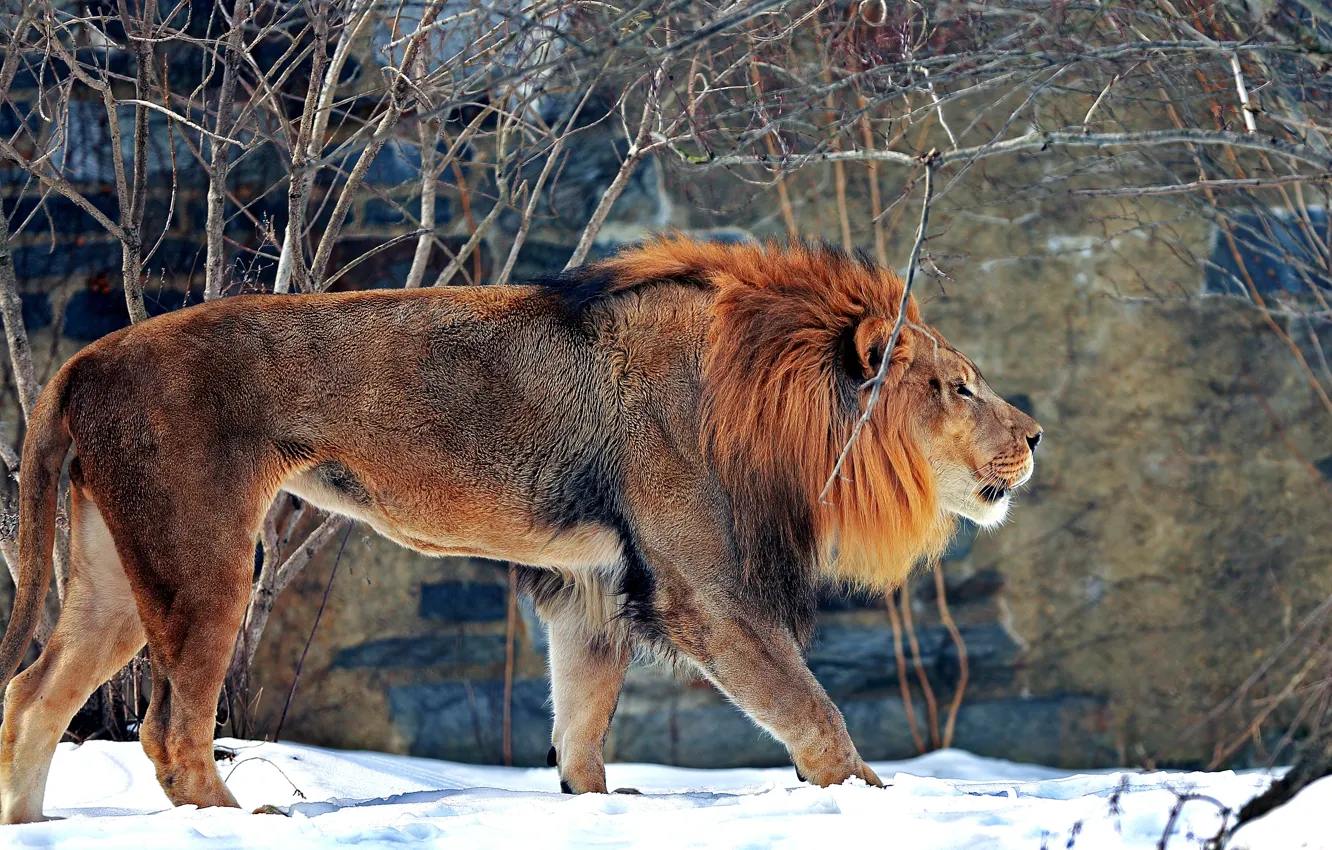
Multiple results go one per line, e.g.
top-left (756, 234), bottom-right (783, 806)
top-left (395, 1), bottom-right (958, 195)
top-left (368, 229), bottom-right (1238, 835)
top-left (283, 462), bottom-right (626, 569)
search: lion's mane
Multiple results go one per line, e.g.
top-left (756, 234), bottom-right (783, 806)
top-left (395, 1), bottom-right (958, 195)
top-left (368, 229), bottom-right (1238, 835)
top-left (575, 235), bottom-right (955, 592)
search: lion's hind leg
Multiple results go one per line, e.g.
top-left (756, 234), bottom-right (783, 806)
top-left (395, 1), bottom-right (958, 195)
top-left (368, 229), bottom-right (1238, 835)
top-left (0, 486), bottom-right (147, 824)
top-left (80, 423), bottom-right (285, 814)
top-left (132, 531), bottom-right (253, 812)
top-left (547, 613), bottom-right (630, 795)
top-left (520, 568), bottom-right (630, 795)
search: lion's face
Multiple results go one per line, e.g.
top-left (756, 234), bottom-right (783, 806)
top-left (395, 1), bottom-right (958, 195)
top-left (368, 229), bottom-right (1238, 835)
top-left (899, 342), bottom-right (1043, 529)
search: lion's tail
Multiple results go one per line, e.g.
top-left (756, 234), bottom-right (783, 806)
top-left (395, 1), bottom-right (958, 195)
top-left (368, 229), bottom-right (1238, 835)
top-left (0, 366), bottom-right (73, 690)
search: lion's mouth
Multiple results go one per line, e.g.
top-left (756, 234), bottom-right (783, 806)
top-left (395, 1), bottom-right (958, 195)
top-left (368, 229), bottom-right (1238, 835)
top-left (978, 483), bottom-right (1008, 504)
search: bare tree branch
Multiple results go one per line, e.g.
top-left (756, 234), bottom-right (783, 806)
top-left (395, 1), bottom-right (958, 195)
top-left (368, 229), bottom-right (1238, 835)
top-left (819, 155), bottom-right (936, 505)
top-left (307, 0), bottom-right (446, 290)
top-left (566, 58), bottom-right (669, 270)
top-left (203, 0), bottom-right (252, 300)
top-left (0, 214), bottom-right (40, 421)
top-left (0, 138), bottom-right (127, 241)
top-left (1070, 174), bottom-right (1332, 197)
top-left (696, 129), bottom-right (1332, 172)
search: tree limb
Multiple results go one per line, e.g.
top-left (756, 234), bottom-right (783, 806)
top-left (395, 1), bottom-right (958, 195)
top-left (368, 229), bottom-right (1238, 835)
top-left (819, 154), bottom-right (936, 505)
top-left (694, 128), bottom-right (1332, 172)
top-left (203, 0), bottom-right (252, 301)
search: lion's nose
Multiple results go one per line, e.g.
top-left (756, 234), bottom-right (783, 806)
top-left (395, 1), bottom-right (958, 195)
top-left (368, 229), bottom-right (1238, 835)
top-left (1026, 431), bottom-right (1042, 453)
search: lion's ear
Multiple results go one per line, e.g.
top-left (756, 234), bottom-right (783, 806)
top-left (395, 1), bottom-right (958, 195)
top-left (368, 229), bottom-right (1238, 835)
top-left (851, 317), bottom-right (914, 385)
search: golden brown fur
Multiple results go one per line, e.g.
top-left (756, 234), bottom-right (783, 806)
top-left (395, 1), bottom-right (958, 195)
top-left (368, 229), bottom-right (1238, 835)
top-left (0, 237), bottom-right (1040, 822)
top-left (597, 238), bottom-right (955, 590)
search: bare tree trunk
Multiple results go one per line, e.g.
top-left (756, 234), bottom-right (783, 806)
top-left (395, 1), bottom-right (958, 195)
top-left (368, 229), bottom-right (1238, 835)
top-left (274, 0), bottom-right (373, 294)
top-left (116, 0), bottom-right (157, 324)
top-left (204, 0), bottom-right (252, 301)
top-left (404, 121), bottom-right (442, 290)
top-left (565, 62), bottom-right (668, 270)
top-left (97, 77), bottom-right (144, 322)
top-left (0, 516), bottom-right (54, 650)
top-left (119, 236), bottom-right (146, 324)
top-left (233, 514), bottom-right (349, 681)
top-left (307, 0), bottom-right (445, 290)
top-left (274, 4), bottom-right (333, 295)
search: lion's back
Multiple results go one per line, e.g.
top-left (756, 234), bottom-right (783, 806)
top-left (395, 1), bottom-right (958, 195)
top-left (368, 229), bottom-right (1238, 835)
top-left (58, 286), bottom-right (601, 471)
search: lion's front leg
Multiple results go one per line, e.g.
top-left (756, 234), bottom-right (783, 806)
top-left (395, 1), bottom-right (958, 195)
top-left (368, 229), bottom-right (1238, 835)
top-left (669, 610), bottom-right (881, 789)
top-left (545, 614), bottom-right (630, 794)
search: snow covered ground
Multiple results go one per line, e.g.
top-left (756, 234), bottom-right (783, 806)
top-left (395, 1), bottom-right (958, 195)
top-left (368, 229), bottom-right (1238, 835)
top-left (4, 738), bottom-right (1326, 849)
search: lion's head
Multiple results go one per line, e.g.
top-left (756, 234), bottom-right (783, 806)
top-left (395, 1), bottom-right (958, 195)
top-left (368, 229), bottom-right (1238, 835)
top-left (590, 235), bottom-right (1043, 592)
top-left (906, 345), bottom-right (1041, 529)
top-left (842, 317), bottom-right (1042, 532)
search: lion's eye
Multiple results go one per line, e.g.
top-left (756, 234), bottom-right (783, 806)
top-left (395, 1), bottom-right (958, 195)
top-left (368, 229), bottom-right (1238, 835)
top-left (956, 385), bottom-right (974, 398)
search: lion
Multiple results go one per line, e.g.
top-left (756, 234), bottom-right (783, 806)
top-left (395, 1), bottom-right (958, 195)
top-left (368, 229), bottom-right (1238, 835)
top-left (0, 236), bottom-right (1040, 823)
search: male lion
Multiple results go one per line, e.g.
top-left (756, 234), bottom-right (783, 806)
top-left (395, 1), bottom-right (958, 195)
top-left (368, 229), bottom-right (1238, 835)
top-left (0, 237), bottom-right (1040, 823)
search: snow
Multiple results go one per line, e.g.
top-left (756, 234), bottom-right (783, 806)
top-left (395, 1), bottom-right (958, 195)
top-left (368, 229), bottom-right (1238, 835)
top-left (4, 739), bottom-right (1326, 849)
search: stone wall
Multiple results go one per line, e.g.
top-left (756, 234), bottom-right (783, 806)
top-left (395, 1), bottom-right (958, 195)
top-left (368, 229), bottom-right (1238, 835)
top-left (4, 78), bottom-right (1331, 772)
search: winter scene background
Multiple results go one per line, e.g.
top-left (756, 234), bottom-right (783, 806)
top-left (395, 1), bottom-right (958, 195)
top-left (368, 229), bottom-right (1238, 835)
top-left (2, 0), bottom-right (1332, 846)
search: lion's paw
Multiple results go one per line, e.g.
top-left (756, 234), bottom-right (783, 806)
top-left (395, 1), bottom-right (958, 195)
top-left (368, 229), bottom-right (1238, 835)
top-left (251, 804), bottom-right (288, 816)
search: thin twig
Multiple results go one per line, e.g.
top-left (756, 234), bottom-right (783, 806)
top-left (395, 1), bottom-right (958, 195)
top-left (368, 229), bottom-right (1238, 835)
top-left (696, 129), bottom-right (1332, 172)
top-left (1082, 72), bottom-right (1121, 130)
top-left (820, 153), bottom-right (935, 504)
top-left (887, 590), bottom-right (925, 754)
top-left (749, 53), bottom-right (798, 238)
top-left (900, 577), bottom-right (940, 750)
top-left (322, 230), bottom-right (430, 290)
top-left (1070, 173), bottom-right (1331, 198)
top-left (274, 522), bottom-right (354, 742)
top-left (856, 102), bottom-right (888, 266)
top-left (566, 51), bottom-right (671, 270)
top-left (934, 563), bottom-right (968, 750)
